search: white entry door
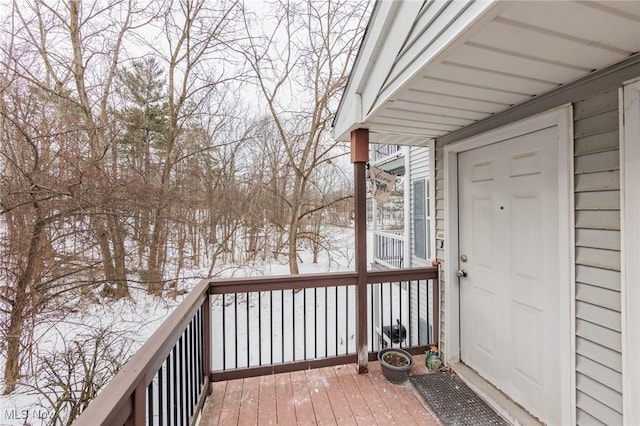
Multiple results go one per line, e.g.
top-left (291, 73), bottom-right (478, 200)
top-left (458, 125), bottom-right (561, 424)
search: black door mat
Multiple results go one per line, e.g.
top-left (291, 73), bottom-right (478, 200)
top-left (410, 372), bottom-right (509, 426)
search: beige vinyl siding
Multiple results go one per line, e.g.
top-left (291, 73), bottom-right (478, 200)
top-left (428, 54), bottom-right (640, 423)
top-left (574, 88), bottom-right (622, 424)
top-left (408, 146), bottom-right (433, 346)
top-left (433, 87), bottom-right (623, 423)
top-left (434, 140), bottom-right (446, 356)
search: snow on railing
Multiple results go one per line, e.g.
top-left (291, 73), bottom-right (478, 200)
top-left (73, 268), bottom-right (438, 425)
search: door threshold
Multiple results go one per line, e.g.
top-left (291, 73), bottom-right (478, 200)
top-left (450, 363), bottom-right (544, 426)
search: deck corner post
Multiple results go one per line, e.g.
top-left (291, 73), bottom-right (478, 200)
top-left (203, 289), bottom-right (212, 395)
top-left (352, 128), bottom-right (369, 374)
top-left (132, 380), bottom-right (146, 426)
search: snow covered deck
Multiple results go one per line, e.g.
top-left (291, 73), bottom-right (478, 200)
top-left (200, 354), bottom-right (440, 425)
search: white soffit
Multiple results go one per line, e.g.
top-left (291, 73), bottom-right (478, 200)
top-left (362, 0), bottom-right (640, 144)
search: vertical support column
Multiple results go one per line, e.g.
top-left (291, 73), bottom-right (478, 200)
top-left (133, 380), bottom-right (146, 426)
top-left (203, 290), bottom-right (212, 394)
top-left (431, 271), bottom-right (440, 346)
top-left (352, 128), bottom-right (369, 374)
top-left (403, 146), bottom-right (411, 268)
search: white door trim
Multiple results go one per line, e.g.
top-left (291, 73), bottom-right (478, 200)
top-left (443, 106), bottom-right (575, 425)
top-left (621, 82), bottom-right (640, 425)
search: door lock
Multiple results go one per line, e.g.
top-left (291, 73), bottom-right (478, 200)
top-left (456, 269), bottom-right (467, 278)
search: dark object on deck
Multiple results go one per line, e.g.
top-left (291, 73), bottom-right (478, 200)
top-left (381, 319), bottom-right (406, 348)
top-left (410, 372), bottom-right (509, 426)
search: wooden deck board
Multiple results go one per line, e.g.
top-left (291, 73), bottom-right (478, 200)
top-left (238, 376), bottom-right (260, 426)
top-left (275, 370), bottom-right (297, 425)
top-left (321, 366), bottom-right (358, 426)
top-left (305, 369), bottom-right (337, 425)
top-left (291, 370), bottom-right (316, 425)
top-left (217, 379), bottom-right (243, 426)
top-left (333, 364), bottom-right (376, 425)
top-left (257, 374), bottom-right (278, 425)
top-left (346, 364), bottom-right (397, 424)
top-left (367, 361), bottom-right (421, 425)
top-left (200, 357), bottom-right (440, 425)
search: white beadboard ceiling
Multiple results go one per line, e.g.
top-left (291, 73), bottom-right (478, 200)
top-left (334, 0), bottom-right (640, 145)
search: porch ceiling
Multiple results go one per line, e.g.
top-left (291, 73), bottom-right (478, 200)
top-left (337, 0), bottom-right (640, 145)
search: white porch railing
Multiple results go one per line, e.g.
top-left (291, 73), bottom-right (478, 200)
top-left (373, 230), bottom-right (405, 269)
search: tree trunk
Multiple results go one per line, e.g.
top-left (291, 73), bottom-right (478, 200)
top-left (146, 212), bottom-right (165, 296)
top-left (287, 213), bottom-right (300, 275)
top-left (93, 217), bottom-right (116, 286)
top-left (3, 210), bottom-right (45, 394)
top-left (107, 214), bottom-right (130, 299)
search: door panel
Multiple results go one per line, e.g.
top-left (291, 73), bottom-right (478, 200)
top-left (458, 126), bottom-right (560, 424)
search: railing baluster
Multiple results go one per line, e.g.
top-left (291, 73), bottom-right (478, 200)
top-left (303, 288), bottom-right (307, 360)
top-left (369, 285), bottom-right (374, 351)
top-left (172, 346), bottom-right (178, 426)
top-left (324, 287), bottom-right (328, 357)
top-left (147, 378), bottom-right (153, 426)
top-left (399, 280), bottom-right (403, 348)
top-left (380, 282), bottom-right (384, 348)
top-left (179, 336), bottom-right (185, 426)
top-left (189, 321), bottom-right (195, 418)
top-left (184, 328), bottom-right (189, 423)
top-left (222, 295), bottom-right (226, 370)
top-left (246, 292), bottom-right (250, 368)
top-left (292, 289), bottom-right (296, 361)
top-left (196, 307), bottom-right (202, 388)
top-left (258, 290), bottom-right (262, 366)
top-left (158, 363), bottom-right (164, 426)
top-left (204, 293), bottom-right (211, 395)
top-left (270, 291), bottom-right (274, 365)
top-left (314, 287), bottom-right (317, 359)
top-left (281, 289), bottom-right (284, 363)
top-left (416, 279), bottom-right (420, 345)
top-left (166, 351), bottom-right (172, 426)
top-left (334, 286), bottom-right (338, 356)
top-left (428, 278), bottom-right (432, 343)
top-left (344, 286), bottom-right (348, 355)
top-left (390, 282), bottom-right (394, 348)
top-left (234, 293), bottom-right (238, 369)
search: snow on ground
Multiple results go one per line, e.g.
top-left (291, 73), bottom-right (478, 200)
top-left (0, 226), bottom-right (357, 425)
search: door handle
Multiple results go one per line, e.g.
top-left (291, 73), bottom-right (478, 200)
top-left (456, 269), bottom-right (467, 278)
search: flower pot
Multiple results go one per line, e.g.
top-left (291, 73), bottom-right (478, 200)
top-left (378, 348), bottom-right (414, 384)
top-left (426, 351), bottom-right (441, 371)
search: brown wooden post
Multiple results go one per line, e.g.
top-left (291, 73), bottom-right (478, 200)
top-left (133, 380), bottom-right (146, 426)
top-left (352, 128), bottom-right (369, 374)
top-left (432, 272), bottom-right (440, 347)
top-left (203, 291), bottom-right (212, 394)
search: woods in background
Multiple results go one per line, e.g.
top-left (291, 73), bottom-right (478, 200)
top-left (0, 0), bottom-right (368, 396)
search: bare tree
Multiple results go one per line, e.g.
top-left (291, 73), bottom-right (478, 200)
top-left (1, 0), bottom-right (157, 393)
top-left (138, 0), bottom-right (244, 295)
top-left (237, 0), bottom-right (369, 273)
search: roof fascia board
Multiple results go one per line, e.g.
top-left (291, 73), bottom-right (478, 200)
top-left (355, 1), bottom-right (425, 104)
top-left (333, 0), bottom-right (424, 141)
top-left (366, 0), bottom-right (503, 123)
